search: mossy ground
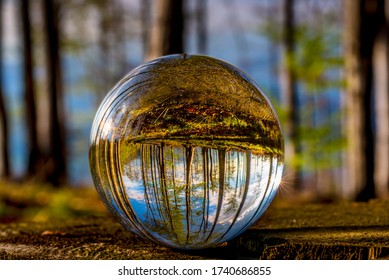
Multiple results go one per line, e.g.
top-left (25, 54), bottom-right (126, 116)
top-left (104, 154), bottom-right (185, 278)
top-left (0, 181), bottom-right (106, 223)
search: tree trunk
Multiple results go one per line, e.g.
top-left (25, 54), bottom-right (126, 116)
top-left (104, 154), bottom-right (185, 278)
top-left (372, 0), bottom-right (389, 198)
top-left (0, 0), bottom-right (10, 178)
top-left (43, 0), bottom-right (67, 186)
top-left (97, 0), bottom-right (111, 97)
top-left (21, 0), bottom-right (42, 178)
top-left (141, 0), bottom-right (152, 59)
top-left (344, 0), bottom-right (385, 200)
top-left (343, 0), bottom-right (363, 199)
top-left (184, 146), bottom-right (193, 244)
top-left (146, 0), bottom-right (185, 60)
top-left (196, 0), bottom-right (207, 54)
top-left (282, 0), bottom-right (301, 190)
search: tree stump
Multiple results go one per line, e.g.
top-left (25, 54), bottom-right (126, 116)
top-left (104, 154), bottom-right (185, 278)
top-left (1, 200), bottom-right (389, 259)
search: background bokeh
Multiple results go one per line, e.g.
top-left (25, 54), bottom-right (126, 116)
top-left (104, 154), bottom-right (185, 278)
top-left (0, 0), bottom-right (388, 221)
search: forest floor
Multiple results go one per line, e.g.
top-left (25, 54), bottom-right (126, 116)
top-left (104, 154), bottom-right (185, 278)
top-left (1, 182), bottom-right (389, 259)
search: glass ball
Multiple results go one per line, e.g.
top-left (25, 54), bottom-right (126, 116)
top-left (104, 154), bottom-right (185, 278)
top-left (89, 54), bottom-right (284, 250)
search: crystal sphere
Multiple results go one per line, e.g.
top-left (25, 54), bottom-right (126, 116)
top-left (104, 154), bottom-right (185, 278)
top-left (89, 54), bottom-right (284, 250)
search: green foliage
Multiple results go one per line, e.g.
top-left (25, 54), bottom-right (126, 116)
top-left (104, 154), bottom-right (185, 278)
top-left (289, 25), bottom-right (344, 92)
top-left (260, 5), bottom-right (344, 176)
top-left (292, 27), bottom-right (344, 173)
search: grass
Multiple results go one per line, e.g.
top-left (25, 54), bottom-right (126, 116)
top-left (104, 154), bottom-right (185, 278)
top-left (0, 180), bottom-right (107, 223)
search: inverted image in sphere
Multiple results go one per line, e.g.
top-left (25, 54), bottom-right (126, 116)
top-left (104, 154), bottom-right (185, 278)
top-left (89, 54), bottom-right (284, 249)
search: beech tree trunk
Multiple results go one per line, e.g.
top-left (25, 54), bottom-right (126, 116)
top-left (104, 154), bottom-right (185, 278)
top-left (43, 0), bottom-right (67, 186)
top-left (0, 0), bottom-right (10, 178)
top-left (146, 0), bottom-right (185, 60)
top-left (141, 0), bottom-right (152, 59)
top-left (21, 0), bottom-right (42, 178)
top-left (282, 0), bottom-right (301, 190)
top-left (344, 0), bottom-right (386, 200)
top-left (196, 0), bottom-right (207, 54)
top-left (372, 1), bottom-right (389, 198)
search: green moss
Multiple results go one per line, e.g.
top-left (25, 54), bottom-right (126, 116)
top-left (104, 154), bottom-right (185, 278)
top-left (0, 182), bottom-right (106, 223)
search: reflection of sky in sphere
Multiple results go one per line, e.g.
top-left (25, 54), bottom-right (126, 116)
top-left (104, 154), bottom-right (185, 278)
top-left (121, 143), bottom-right (283, 248)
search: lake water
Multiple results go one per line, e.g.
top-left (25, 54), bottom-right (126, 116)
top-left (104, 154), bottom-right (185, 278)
top-left (2, 31), bottom-right (283, 185)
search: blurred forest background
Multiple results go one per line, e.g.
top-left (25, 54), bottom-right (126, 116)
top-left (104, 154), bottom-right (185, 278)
top-left (0, 0), bottom-right (388, 221)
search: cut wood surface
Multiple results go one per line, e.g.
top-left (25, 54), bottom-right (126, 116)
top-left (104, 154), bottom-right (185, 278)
top-left (1, 200), bottom-right (389, 260)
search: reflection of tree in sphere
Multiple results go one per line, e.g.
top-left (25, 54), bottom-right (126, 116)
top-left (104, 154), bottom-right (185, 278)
top-left (89, 54), bottom-right (284, 249)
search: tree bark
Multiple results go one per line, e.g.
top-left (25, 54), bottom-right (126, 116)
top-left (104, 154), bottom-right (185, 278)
top-left (344, 0), bottom-right (363, 199)
top-left (196, 0), bottom-right (207, 54)
top-left (43, 0), bottom-right (67, 186)
top-left (97, 0), bottom-right (111, 97)
top-left (146, 0), bottom-right (185, 60)
top-left (141, 0), bottom-right (152, 59)
top-left (21, 0), bottom-right (42, 178)
top-left (282, 0), bottom-right (301, 190)
top-left (372, 0), bottom-right (389, 198)
top-left (0, 0), bottom-right (10, 178)
top-left (344, 0), bottom-right (385, 200)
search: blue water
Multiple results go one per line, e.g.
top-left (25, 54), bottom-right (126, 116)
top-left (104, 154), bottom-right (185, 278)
top-left (1, 28), bottom-right (341, 186)
top-left (1, 60), bottom-right (27, 178)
